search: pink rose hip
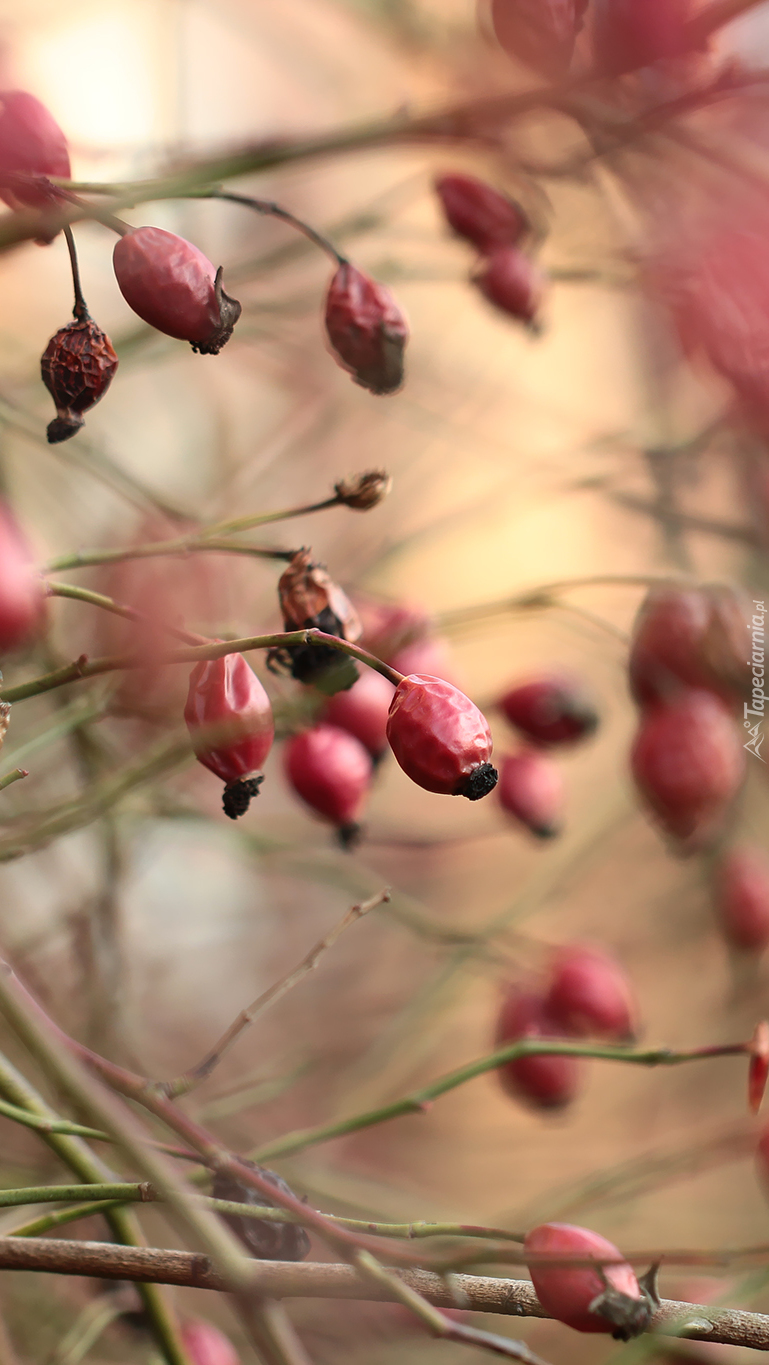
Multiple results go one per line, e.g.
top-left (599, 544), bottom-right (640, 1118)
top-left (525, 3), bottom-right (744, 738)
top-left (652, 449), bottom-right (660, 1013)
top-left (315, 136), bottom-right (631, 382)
top-left (113, 226), bottom-right (241, 354)
top-left (285, 723), bottom-right (373, 847)
top-left (386, 674), bottom-right (497, 799)
top-left (497, 750), bottom-right (564, 838)
top-left (185, 653), bottom-right (274, 818)
top-left (545, 944), bottom-right (637, 1042)
top-left (524, 1221), bottom-right (655, 1338)
top-left (496, 988), bottom-right (581, 1110)
top-left (435, 173), bottom-right (527, 253)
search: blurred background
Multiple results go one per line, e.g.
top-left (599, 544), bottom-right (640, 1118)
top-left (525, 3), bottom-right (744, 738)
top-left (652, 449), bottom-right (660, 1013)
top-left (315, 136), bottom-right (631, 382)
top-left (0, 0), bottom-right (768, 1361)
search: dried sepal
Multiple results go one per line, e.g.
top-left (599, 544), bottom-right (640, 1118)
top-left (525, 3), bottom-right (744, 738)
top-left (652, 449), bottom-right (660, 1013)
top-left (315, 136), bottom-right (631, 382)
top-left (269, 549), bottom-right (362, 692)
top-left (334, 470), bottom-right (392, 510)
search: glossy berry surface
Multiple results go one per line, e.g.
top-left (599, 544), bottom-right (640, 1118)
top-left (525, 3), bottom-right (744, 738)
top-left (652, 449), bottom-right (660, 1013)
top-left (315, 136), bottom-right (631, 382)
top-left (714, 848), bottom-right (769, 952)
top-left (497, 750), bottom-right (564, 838)
top-left (592, 0), bottom-right (696, 74)
top-left (474, 248), bottom-right (543, 324)
top-left (284, 723), bottom-right (372, 843)
top-left (41, 318), bottom-right (118, 443)
top-left (500, 675), bottom-right (599, 747)
top-left (496, 989), bottom-right (580, 1110)
top-left (629, 585), bottom-right (748, 708)
top-left (0, 91), bottom-right (70, 208)
top-left (113, 227), bottom-right (241, 353)
top-left (180, 1320), bottom-right (240, 1365)
top-left (211, 1160), bottom-right (311, 1262)
top-left (325, 262), bottom-right (408, 395)
top-left (630, 690), bottom-right (745, 848)
top-left (524, 1222), bottom-right (652, 1337)
top-left (184, 653), bottom-right (274, 818)
top-left (434, 173), bottom-right (527, 253)
top-left (324, 667), bottom-right (395, 760)
top-left (0, 503), bottom-right (42, 654)
top-left (386, 674), bottom-right (497, 799)
top-left (545, 944), bottom-right (637, 1041)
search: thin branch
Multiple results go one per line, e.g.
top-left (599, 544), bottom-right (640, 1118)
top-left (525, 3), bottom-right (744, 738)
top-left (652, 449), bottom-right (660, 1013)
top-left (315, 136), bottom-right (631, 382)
top-left (45, 581), bottom-right (207, 646)
top-left (0, 770), bottom-right (27, 793)
top-left (63, 226), bottom-right (88, 323)
top-left (212, 190), bottom-right (347, 266)
top-left (436, 573), bottom-right (693, 633)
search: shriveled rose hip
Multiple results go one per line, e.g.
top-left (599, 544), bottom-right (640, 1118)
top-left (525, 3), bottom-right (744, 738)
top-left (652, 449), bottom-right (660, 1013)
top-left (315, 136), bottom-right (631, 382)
top-left (271, 548), bottom-right (362, 694)
top-left (184, 653), bottom-right (274, 819)
top-left (0, 90), bottom-right (70, 209)
top-left (545, 945), bottom-right (637, 1041)
top-left (212, 1160), bottom-right (310, 1262)
top-left (490, 0), bottom-right (585, 80)
top-left (496, 988), bottom-right (581, 1110)
top-left (473, 248), bottom-right (544, 326)
top-left (41, 318), bottom-right (118, 443)
top-left (0, 503), bottom-right (43, 653)
top-left (592, 0), bottom-right (696, 75)
top-left (714, 848), bottom-right (769, 953)
top-left (524, 1222), bottom-right (655, 1338)
top-left (324, 667), bottom-right (395, 761)
top-left (386, 674), bottom-right (497, 799)
top-left (285, 723), bottom-right (372, 847)
top-left (180, 1320), bottom-right (240, 1365)
top-left (499, 674), bottom-right (599, 747)
top-left (113, 227), bottom-right (241, 354)
top-left (629, 585), bottom-right (749, 709)
top-left (631, 690), bottom-right (745, 849)
top-left (435, 173), bottom-right (527, 253)
top-left (497, 750), bottom-right (564, 838)
top-left (325, 262), bottom-right (408, 395)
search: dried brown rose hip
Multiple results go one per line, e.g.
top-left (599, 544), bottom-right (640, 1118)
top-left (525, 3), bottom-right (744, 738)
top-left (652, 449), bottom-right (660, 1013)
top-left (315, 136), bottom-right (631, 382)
top-left (0, 90), bottom-right (70, 209)
top-left (497, 749), bottom-right (564, 838)
top-left (325, 262), bottom-right (408, 394)
top-left (41, 317), bottom-right (118, 443)
top-left (184, 653), bottom-right (274, 819)
top-left (714, 847), bottom-right (769, 953)
top-left (211, 1160), bottom-right (310, 1261)
top-left (545, 944), bottom-right (637, 1042)
top-left (386, 674), bottom-right (497, 799)
top-left (284, 723), bottom-right (372, 847)
top-left (524, 1222), bottom-right (657, 1338)
top-left (113, 226), bottom-right (241, 354)
top-left (434, 173), bottom-right (527, 253)
top-left (629, 584), bottom-right (749, 709)
top-left (490, 0), bottom-right (586, 80)
top-left (499, 674), bottom-right (599, 747)
top-left (496, 987), bottom-right (581, 1110)
top-left (473, 248), bottom-right (544, 326)
top-left (270, 548), bottom-right (362, 693)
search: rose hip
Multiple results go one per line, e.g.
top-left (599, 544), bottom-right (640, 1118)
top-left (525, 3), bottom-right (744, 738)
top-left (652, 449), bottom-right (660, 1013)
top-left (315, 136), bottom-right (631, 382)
top-left (496, 988), bottom-right (581, 1110)
top-left (113, 226), bottom-right (241, 354)
top-left (184, 653), bottom-right (274, 819)
top-left (180, 1320), bottom-right (240, 1365)
top-left (41, 318), bottom-right (118, 443)
top-left (592, 0), bottom-right (696, 75)
top-left (499, 674), bottom-right (599, 747)
top-left (284, 723), bottom-right (372, 847)
top-left (271, 549), bottom-right (362, 694)
top-left (386, 674), bottom-right (497, 799)
top-left (630, 690), bottom-right (745, 848)
top-left (0, 90), bottom-right (70, 209)
top-left (473, 248), bottom-right (544, 326)
top-left (212, 1160), bottom-right (310, 1262)
top-left (324, 667), bottom-right (395, 761)
top-left (490, 0), bottom-right (585, 79)
top-left (714, 848), bottom-right (769, 953)
top-left (324, 262), bottom-right (408, 395)
top-left (524, 1222), bottom-right (655, 1338)
top-left (545, 945), bottom-right (637, 1042)
top-left (434, 173), bottom-right (527, 253)
top-left (497, 750), bottom-right (564, 838)
top-left (0, 503), bottom-right (42, 654)
top-left (629, 585), bottom-right (749, 709)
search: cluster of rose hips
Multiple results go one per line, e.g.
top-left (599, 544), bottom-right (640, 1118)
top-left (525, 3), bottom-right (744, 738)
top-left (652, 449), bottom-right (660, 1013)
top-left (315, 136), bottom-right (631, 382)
top-left (435, 173), bottom-right (544, 328)
top-left (494, 673), bottom-right (598, 838)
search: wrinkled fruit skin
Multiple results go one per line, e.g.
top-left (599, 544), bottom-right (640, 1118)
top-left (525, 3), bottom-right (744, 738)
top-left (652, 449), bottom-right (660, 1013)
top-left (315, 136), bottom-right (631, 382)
top-left (180, 1320), bottom-right (241, 1365)
top-left (497, 750), bottom-right (564, 838)
top-left (41, 318), bottom-right (118, 443)
top-left (0, 90), bottom-right (70, 209)
top-left (715, 848), bottom-right (769, 952)
top-left (474, 248), bottom-right (544, 325)
top-left (496, 989), bottom-right (580, 1110)
top-left (211, 1161), bottom-right (311, 1262)
top-left (546, 945), bottom-right (637, 1041)
top-left (324, 667), bottom-right (395, 760)
top-left (592, 0), bottom-right (696, 74)
top-left (490, 0), bottom-right (584, 78)
top-left (113, 227), bottom-right (241, 353)
top-left (273, 548), bottom-right (362, 693)
top-left (386, 674), bottom-right (497, 799)
top-left (629, 585), bottom-right (749, 709)
top-left (435, 173), bottom-right (527, 253)
top-left (500, 675), bottom-right (599, 747)
top-left (525, 1223), bottom-right (653, 1338)
top-left (631, 690), bottom-right (745, 849)
top-left (0, 503), bottom-right (43, 653)
top-left (184, 654), bottom-right (274, 818)
top-left (325, 262), bottom-right (408, 395)
top-left (285, 723), bottom-right (372, 845)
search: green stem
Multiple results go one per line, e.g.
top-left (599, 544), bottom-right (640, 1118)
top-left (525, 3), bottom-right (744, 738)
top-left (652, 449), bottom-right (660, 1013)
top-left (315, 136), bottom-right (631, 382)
top-left (46, 580), bottom-right (207, 646)
top-left (436, 573), bottom-right (691, 631)
top-left (8, 1198), bottom-right (130, 1238)
top-left (0, 769), bottom-right (27, 792)
top-left (0, 1098), bottom-right (107, 1139)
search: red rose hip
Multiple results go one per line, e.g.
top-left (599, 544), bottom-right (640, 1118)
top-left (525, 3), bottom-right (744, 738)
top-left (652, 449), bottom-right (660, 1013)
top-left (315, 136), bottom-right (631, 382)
top-left (113, 227), bottom-right (241, 354)
top-left (490, 0), bottom-right (585, 79)
top-left (324, 667), bottom-right (395, 761)
top-left (499, 674), bottom-right (599, 747)
top-left (184, 653), bottom-right (274, 818)
top-left (435, 173), bottom-right (527, 253)
top-left (496, 988), bottom-right (581, 1110)
top-left (0, 90), bottom-right (70, 209)
top-left (0, 503), bottom-right (42, 653)
top-left (386, 674), bottom-right (497, 799)
top-left (180, 1320), bottom-right (240, 1365)
top-left (497, 750), bottom-right (564, 838)
top-left (285, 723), bottom-right (372, 846)
top-left (593, 0), bottom-right (697, 75)
top-left (325, 262), bottom-right (408, 395)
top-left (714, 847), bottom-right (769, 953)
top-left (629, 585), bottom-right (749, 708)
top-left (524, 1222), bottom-right (655, 1338)
top-left (545, 944), bottom-right (637, 1041)
top-left (473, 248), bottom-right (544, 325)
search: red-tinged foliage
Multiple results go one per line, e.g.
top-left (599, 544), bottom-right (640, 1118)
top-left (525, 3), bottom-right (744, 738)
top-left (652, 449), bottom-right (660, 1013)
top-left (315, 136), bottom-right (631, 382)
top-left (0, 90), bottom-right (70, 208)
top-left (113, 227), bottom-right (241, 353)
top-left (0, 503), bottom-right (43, 654)
top-left (715, 847), bottom-right (769, 953)
top-left (489, 0), bottom-right (584, 80)
top-left (546, 944), bottom-right (637, 1042)
top-left (185, 653), bottom-right (274, 818)
top-left (324, 262), bottom-right (408, 395)
top-left (497, 749), bottom-right (564, 838)
top-left (629, 585), bottom-right (749, 709)
top-left (386, 674), bottom-right (497, 799)
top-left (435, 173), bottom-right (527, 253)
top-left (630, 690), bottom-right (745, 849)
top-left (180, 1320), bottom-right (240, 1365)
top-left (284, 723), bottom-right (373, 845)
top-left (499, 674), bottom-right (599, 747)
top-left (473, 247), bottom-right (544, 325)
top-left (524, 1222), bottom-right (652, 1337)
top-left (324, 667), bottom-right (395, 760)
top-left (592, 0), bottom-right (698, 75)
top-left (40, 318), bottom-right (118, 443)
top-left (496, 989), bottom-right (581, 1109)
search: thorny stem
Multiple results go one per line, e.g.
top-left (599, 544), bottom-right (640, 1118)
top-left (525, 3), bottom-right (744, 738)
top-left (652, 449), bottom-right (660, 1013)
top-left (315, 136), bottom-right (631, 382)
top-left (211, 190), bottom-right (348, 267)
top-left (63, 226), bottom-right (88, 322)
